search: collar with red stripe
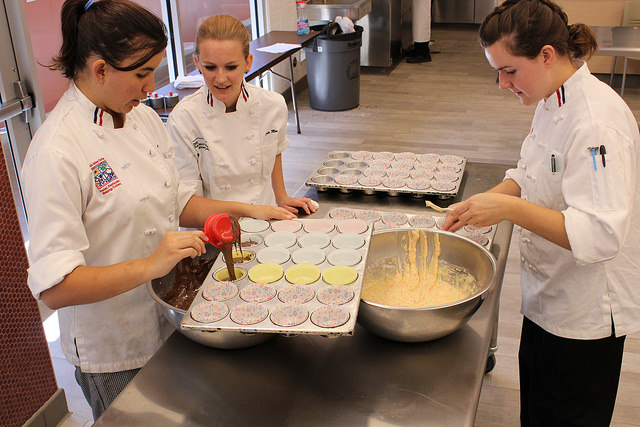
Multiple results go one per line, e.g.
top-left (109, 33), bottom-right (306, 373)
top-left (93, 107), bottom-right (106, 126)
top-left (205, 81), bottom-right (250, 109)
top-left (554, 85), bottom-right (566, 108)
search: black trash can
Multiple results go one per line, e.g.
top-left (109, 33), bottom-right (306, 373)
top-left (304, 24), bottom-right (363, 111)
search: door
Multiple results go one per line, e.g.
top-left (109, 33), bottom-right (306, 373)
top-left (0, 0), bottom-right (45, 242)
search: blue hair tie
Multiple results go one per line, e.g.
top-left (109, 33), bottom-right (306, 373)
top-left (84, 0), bottom-right (94, 11)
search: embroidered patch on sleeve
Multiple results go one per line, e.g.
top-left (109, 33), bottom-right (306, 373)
top-left (192, 137), bottom-right (209, 151)
top-left (90, 158), bottom-right (121, 195)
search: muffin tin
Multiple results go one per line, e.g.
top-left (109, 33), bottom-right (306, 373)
top-left (180, 218), bottom-right (374, 337)
top-left (305, 151), bottom-right (467, 198)
top-left (327, 207), bottom-right (497, 248)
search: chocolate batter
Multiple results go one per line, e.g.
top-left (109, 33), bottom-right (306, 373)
top-left (162, 215), bottom-right (243, 310)
top-left (220, 216), bottom-right (242, 281)
top-left (162, 255), bottom-right (215, 310)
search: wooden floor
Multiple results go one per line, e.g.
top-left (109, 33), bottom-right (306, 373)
top-left (282, 24), bottom-right (640, 427)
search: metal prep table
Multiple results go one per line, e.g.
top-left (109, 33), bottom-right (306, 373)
top-left (95, 162), bottom-right (514, 427)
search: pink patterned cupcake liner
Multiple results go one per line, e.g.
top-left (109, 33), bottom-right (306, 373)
top-left (334, 174), bottom-right (359, 185)
top-left (381, 212), bottom-right (409, 227)
top-left (202, 281), bottom-right (238, 302)
top-left (408, 215), bottom-right (437, 229)
top-left (363, 168), bottom-right (387, 178)
top-left (310, 305), bottom-right (350, 328)
top-left (407, 178), bottom-right (431, 190)
top-left (239, 282), bottom-right (277, 303)
top-left (329, 207), bottom-right (356, 220)
top-left (230, 303), bottom-right (269, 325)
top-left (336, 218), bottom-right (369, 234)
top-left (270, 304), bottom-right (309, 327)
top-left (317, 287), bottom-right (355, 305)
top-left (393, 152), bottom-right (417, 162)
top-left (373, 151), bottom-right (395, 161)
top-left (190, 301), bottom-right (229, 323)
top-left (366, 160), bottom-right (391, 169)
top-left (464, 224), bottom-right (493, 234)
top-left (350, 150), bottom-right (374, 161)
top-left (303, 219), bottom-right (335, 234)
top-left (358, 175), bottom-right (382, 187)
top-left (440, 154), bottom-right (464, 165)
top-left (416, 153), bottom-right (441, 164)
top-left (356, 209), bottom-right (382, 222)
top-left (431, 180), bottom-right (456, 192)
top-left (278, 284), bottom-right (315, 304)
top-left (382, 176), bottom-right (406, 188)
top-left (386, 169), bottom-right (410, 179)
top-left (410, 169), bottom-right (434, 180)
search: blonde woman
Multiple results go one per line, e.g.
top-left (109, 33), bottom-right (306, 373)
top-left (167, 15), bottom-right (317, 215)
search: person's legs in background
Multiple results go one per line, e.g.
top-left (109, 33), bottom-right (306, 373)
top-left (407, 0), bottom-right (432, 63)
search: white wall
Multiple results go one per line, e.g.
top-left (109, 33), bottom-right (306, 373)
top-left (260, 0), bottom-right (308, 94)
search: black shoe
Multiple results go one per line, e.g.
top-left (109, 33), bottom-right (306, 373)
top-left (405, 43), bottom-right (432, 63)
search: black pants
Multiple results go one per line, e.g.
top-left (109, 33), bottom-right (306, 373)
top-left (519, 316), bottom-right (625, 427)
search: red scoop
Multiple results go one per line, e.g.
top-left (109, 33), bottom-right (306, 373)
top-left (204, 213), bottom-right (239, 248)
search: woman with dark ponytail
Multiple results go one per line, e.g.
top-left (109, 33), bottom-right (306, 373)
top-left (21, 0), bottom-right (293, 419)
top-left (442, 0), bottom-right (640, 425)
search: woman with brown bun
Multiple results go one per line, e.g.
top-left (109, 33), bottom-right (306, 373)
top-left (21, 0), bottom-right (293, 419)
top-left (442, 1), bottom-right (640, 424)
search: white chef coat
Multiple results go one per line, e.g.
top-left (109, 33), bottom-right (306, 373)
top-left (167, 80), bottom-right (290, 206)
top-left (505, 63), bottom-right (640, 339)
top-left (21, 84), bottom-right (194, 373)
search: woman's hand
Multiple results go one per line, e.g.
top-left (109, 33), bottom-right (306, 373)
top-left (145, 230), bottom-right (208, 279)
top-left (277, 196), bottom-right (319, 215)
top-left (250, 204), bottom-right (296, 220)
top-left (442, 192), bottom-right (511, 232)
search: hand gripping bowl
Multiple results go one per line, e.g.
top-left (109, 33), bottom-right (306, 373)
top-left (358, 229), bottom-right (497, 342)
top-left (147, 245), bottom-right (273, 349)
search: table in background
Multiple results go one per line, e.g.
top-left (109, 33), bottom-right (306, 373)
top-left (592, 25), bottom-right (640, 94)
top-left (95, 162), bottom-right (514, 427)
top-left (155, 30), bottom-right (319, 133)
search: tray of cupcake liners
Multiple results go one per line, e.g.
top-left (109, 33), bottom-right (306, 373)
top-left (305, 150), bottom-right (467, 198)
top-left (326, 207), bottom-right (497, 249)
top-left (180, 217), bottom-right (375, 336)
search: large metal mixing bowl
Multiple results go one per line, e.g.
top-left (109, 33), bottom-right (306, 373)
top-left (358, 229), bottom-right (497, 342)
top-left (147, 245), bottom-right (273, 349)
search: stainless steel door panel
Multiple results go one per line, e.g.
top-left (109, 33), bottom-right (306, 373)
top-left (433, 0), bottom-right (474, 23)
top-left (474, 0), bottom-right (498, 23)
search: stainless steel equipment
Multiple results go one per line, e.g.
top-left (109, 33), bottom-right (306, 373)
top-left (306, 0), bottom-right (372, 21)
top-left (95, 162), bottom-right (514, 427)
top-left (433, 0), bottom-right (498, 24)
top-left (359, 229), bottom-right (497, 342)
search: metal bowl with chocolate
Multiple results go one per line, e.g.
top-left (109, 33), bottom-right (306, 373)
top-left (147, 242), bottom-right (273, 349)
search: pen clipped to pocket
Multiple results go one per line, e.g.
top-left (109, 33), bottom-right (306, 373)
top-left (547, 150), bottom-right (563, 175)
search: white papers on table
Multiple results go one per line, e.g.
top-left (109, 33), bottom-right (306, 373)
top-left (173, 74), bottom-right (205, 89)
top-left (256, 43), bottom-right (301, 53)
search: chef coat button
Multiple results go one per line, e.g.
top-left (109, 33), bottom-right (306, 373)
top-left (245, 134), bottom-right (254, 140)
top-left (225, 184), bottom-right (231, 190)
top-left (250, 159), bottom-right (257, 165)
top-left (249, 108), bottom-right (255, 115)
top-left (250, 178), bottom-right (256, 184)
top-left (133, 124), bottom-right (138, 130)
top-left (164, 180), bottom-right (171, 187)
top-left (522, 237), bottom-right (531, 243)
top-left (144, 228), bottom-right (157, 236)
top-left (149, 149), bottom-right (155, 157)
top-left (139, 194), bottom-right (150, 201)
top-left (168, 215), bottom-right (175, 223)
top-left (213, 138), bottom-right (221, 144)
top-left (521, 256), bottom-right (526, 263)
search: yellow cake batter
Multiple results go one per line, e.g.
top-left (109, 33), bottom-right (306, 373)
top-left (362, 230), bottom-right (477, 307)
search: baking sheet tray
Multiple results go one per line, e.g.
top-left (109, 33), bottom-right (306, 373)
top-left (180, 218), bottom-right (373, 337)
top-left (305, 150), bottom-right (467, 199)
top-left (326, 207), bottom-right (497, 249)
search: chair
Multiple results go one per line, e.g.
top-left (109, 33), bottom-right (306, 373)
top-left (609, 0), bottom-right (640, 96)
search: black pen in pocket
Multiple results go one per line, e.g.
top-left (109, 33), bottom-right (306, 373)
top-left (551, 154), bottom-right (557, 173)
top-left (600, 145), bottom-right (606, 167)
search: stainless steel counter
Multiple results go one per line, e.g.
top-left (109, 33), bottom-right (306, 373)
top-left (95, 162), bottom-right (514, 427)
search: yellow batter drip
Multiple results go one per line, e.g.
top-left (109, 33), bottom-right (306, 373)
top-left (362, 230), bottom-right (476, 307)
